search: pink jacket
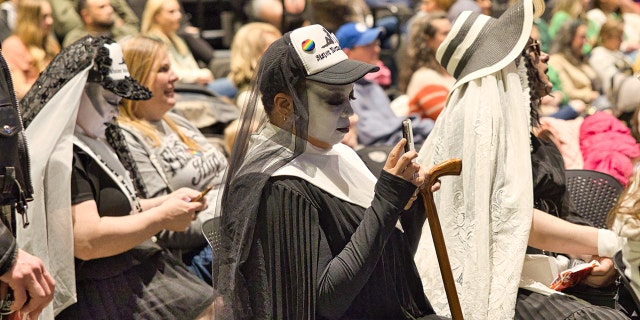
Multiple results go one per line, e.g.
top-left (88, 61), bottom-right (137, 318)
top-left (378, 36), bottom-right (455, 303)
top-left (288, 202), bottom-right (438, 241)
top-left (580, 112), bottom-right (640, 185)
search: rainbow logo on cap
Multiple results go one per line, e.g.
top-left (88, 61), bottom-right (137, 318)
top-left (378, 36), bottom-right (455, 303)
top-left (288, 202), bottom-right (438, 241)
top-left (301, 39), bottom-right (315, 52)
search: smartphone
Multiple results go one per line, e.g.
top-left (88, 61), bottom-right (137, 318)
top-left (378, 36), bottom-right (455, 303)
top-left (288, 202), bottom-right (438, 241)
top-left (402, 119), bottom-right (415, 153)
top-left (191, 185), bottom-right (213, 202)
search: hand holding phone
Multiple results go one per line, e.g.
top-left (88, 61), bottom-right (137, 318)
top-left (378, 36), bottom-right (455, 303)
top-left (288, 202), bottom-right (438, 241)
top-left (402, 119), bottom-right (415, 153)
top-left (191, 185), bottom-right (213, 202)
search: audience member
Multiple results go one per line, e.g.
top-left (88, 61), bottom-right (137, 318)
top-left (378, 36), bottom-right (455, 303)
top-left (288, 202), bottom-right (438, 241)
top-left (336, 22), bottom-right (434, 146)
top-left (141, 0), bottom-right (214, 89)
top-left (2, 0), bottom-right (59, 99)
top-left (397, 11), bottom-right (453, 120)
top-left (308, 0), bottom-right (370, 33)
top-left (20, 36), bottom-right (215, 319)
top-left (117, 35), bottom-right (228, 284)
top-left (0, 0), bottom-right (18, 42)
top-left (418, 0), bottom-right (455, 14)
top-left (127, 0), bottom-right (218, 76)
top-left (476, 0), bottom-right (491, 15)
top-left (62, 0), bottom-right (134, 47)
top-left (549, 19), bottom-right (611, 111)
top-left (210, 22), bottom-right (281, 100)
top-left (50, 0), bottom-right (138, 42)
top-left (589, 19), bottom-right (640, 117)
top-left (548, 0), bottom-right (598, 54)
top-left (414, 0), bottom-right (627, 318)
top-left (533, 22), bottom-right (587, 119)
top-left (609, 159), bottom-right (640, 312)
top-left (586, 0), bottom-right (640, 55)
top-left (0, 45), bottom-right (55, 320)
top-left (211, 23), bottom-right (446, 319)
top-left (447, 0), bottom-right (480, 22)
top-left (243, 0), bottom-right (307, 31)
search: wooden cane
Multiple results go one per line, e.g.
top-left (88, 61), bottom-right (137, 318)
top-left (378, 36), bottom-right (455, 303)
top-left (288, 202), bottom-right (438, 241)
top-left (420, 158), bottom-right (463, 319)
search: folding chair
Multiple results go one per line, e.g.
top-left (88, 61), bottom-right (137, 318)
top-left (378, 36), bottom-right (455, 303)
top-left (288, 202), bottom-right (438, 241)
top-left (564, 169), bottom-right (624, 229)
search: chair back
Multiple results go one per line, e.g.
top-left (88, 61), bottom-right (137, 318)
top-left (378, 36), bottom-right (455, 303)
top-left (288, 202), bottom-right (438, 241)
top-left (564, 169), bottom-right (623, 229)
top-left (613, 250), bottom-right (640, 317)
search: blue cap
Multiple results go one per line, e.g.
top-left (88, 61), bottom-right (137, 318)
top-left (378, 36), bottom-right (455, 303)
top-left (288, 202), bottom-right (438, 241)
top-left (335, 22), bottom-right (383, 50)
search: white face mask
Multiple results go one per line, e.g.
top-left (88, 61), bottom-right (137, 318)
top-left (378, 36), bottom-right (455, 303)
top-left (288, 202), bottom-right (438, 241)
top-left (76, 83), bottom-right (122, 139)
top-left (305, 80), bottom-right (355, 149)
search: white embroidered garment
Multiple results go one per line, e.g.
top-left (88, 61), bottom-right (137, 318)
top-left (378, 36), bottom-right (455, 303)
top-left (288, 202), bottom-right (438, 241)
top-left (414, 61), bottom-right (533, 319)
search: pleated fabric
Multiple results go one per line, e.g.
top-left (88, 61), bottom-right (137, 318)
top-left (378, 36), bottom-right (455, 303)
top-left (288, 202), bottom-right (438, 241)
top-left (515, 289), bottom-right (630, 320)
top-left (56, 251), bottom-right (213, 320)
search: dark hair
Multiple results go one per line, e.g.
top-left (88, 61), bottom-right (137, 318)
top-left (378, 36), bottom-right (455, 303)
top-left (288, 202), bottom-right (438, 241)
top-left (550, 18), bottom-right (588, 63)
top-left (258, 37), bottom-right (307, 115)
top-left (76, 0), bottom-right (88, 15)
top-left (519, 37), bottom-right (541, 127)
top-left (397, 11), bottom-right (448, 93)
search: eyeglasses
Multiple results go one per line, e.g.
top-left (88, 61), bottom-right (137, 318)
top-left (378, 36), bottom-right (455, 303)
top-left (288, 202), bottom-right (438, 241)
top-left (527, 40), bottom-right (541, 56)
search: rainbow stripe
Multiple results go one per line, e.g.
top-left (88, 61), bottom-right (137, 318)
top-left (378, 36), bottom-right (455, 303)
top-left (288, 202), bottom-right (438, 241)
top-left (301, 39), bottom-right (315, 52)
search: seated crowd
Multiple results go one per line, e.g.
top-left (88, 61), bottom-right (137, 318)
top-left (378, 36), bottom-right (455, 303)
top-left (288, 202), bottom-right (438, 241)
top-left (2, 0), bottom-right (640, 318)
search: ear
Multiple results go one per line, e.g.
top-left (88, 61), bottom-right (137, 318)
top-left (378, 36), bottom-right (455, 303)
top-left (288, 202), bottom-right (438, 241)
top-left (274, 93), bottom-right (294, 117)
top-left (81, 8), bottom-right (90, 22)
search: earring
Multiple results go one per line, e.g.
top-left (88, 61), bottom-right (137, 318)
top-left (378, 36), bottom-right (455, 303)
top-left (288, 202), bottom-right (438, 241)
top-left (284, 116), bottom-right (287, 121)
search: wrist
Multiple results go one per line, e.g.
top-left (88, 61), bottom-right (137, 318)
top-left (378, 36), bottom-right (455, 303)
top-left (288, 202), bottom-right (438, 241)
top-left (597, 229), bottom-right (620, 257)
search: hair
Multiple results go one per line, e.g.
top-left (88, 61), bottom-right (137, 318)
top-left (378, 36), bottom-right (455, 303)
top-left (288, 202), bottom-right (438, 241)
top-left (551, 0), bottom-right (585, 19)
top-left (597, 18), bottom-right (624, 46)
top-left (257, 36), bottom-right (307, 116)
top-left (140, 0), bottom-right (189, 56)
top-left (607, 158), bottom-right (640, 228)
top-left (309, 0), bottom-right (370, 33)
top-left (14, 0), bottom-right (59, 69)
top-left (520, 37), bottom-right (542, 127)
top-left (76, 0), bottom-right (87, 15)
top-left (228, 22), bottom-right (282, 90)
top-left (591, 0), bottom-right (622, 15)
top-left (118, 35), bottom-right (201, 151)
top-left (550, 19), bottom-right (588, 64)
top-left (397, 11), bottom-right (448, 93)
top-left (431, 0), bottom-right (455, 12)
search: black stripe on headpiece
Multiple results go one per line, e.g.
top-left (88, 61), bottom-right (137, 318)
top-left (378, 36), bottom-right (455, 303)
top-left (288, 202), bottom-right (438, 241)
top-left (453, 18), bottom-right (495, 79)
top-left (439, 12), bottom-right (480, 75)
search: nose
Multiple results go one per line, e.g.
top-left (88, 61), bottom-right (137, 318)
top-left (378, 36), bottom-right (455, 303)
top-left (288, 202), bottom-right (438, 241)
top-left (540, 51), bottom-right (549, 63)
top-left (169, 68), bottom-right (179, 83)
top-left (342, 103), bottom-right (355, 118)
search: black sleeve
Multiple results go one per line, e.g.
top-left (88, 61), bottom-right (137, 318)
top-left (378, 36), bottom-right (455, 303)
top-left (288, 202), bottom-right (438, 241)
top-left (400, 192), bottom-right (427, 256)
top-left (70, 151), bottom-right (96, 205)
top-left (261, 170), bottom-right (418, 320)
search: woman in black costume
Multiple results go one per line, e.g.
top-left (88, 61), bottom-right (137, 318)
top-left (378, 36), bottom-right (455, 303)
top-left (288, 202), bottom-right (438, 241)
top-left (20, 36), bottom-right (215, 319)
top-left (210, 24), bottom-right (446, 319)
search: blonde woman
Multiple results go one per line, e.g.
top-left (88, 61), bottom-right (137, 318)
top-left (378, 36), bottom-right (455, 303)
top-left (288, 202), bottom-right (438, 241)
top-left (117, 35), bottom-right (228, 284)
top-left (1, 0), bottom-right (59, 98)
top-left (229, 22), bottom-right (281, 104)
top-left (141, 0), bottom-right (213, 86)
top-left (221, 22), bottom-right (281, 153)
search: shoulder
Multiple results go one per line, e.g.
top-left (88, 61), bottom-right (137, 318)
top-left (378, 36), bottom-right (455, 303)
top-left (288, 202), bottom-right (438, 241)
top-left (1, 36), bottom-right (25, 52)
top-left (63, 28), bottom-right (88, 47)
top-left (166, 112), bottom-right (200, 131)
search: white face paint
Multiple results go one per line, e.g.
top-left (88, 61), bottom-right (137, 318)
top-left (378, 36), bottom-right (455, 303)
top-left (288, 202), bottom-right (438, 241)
top-left (76, 83), bottom-right (122, 138)
top-left (305, 80), bottom-right (355, 149)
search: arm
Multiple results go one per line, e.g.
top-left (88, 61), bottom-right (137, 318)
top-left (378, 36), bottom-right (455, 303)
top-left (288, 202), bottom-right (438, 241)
top-left (72, 192), bottom-right (203, 260)
top-left (528, 208), bottom-right (598, 255)
top-left (316, 172), bottom-right (419, 319)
